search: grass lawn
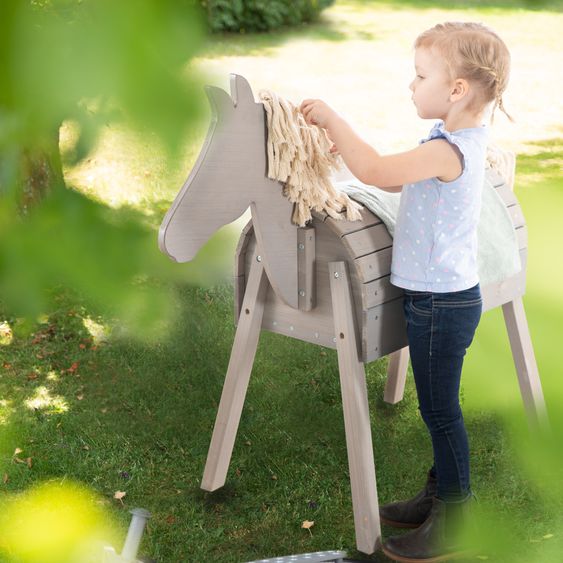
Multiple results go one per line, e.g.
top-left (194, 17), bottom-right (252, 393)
top-left (2, 1), bottom-right (563, 562)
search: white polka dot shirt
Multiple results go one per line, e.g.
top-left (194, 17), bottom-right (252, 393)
top-left (390, 120), bottom-right (489, 292)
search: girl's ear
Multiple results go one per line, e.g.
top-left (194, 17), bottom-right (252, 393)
top-left (449, 78), bottom-right (470, 102)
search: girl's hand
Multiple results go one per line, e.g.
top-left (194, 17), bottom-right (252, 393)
top-left (299, 98), bottom-right (338, 130)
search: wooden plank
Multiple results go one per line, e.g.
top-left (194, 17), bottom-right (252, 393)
top-left (202, 251), bottom-right (269, 491)
top-left (481, 248), bottom-right (527, 313)
top-left (508, 204), bottom-right (526, 228)
top-left (234, 275), bottom-right (245, 326)
top-left (234, 219), bottom-right (254, 278)
top-left (341, 223), bottom-right (393, 260)
top-left (362, 275), bottom-right (406, 309)
top-left (298, 226), bottom-right (316, 311)
top-left (363, 297), bottom-right (409, 363)
top-left (384, 347), bottom-right (410, 405)
top-left (329, 261), bottom-right (381, 555)
top-left (502, 297), bottom-right (549, 431)
top-left (355, 246), bottom-right (393, 284)
top-left (495, 183), bottom-right (519, 207)
top-left (516, 225), bottom-right (528, 249)
top-left (325, 207), bottom-right (382, 237)
top-left (234, 220), bottom-right (254, 323)
top-left (250, 199), bottom-right (298, 309)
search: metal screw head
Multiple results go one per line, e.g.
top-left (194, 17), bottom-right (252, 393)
top-left (298, 243), bottom-right (305, 250)
top-left (334, 272), bottom-right (339, 278)
top-left (299, 290), bottom-right (305, 297)
top-left (256, 255), bottom-right (262, 262)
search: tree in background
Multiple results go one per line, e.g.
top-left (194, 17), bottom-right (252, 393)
top-left (0, 0), bottom-right (226, 338)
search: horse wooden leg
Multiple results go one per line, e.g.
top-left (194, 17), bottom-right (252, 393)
top-left (502, 297), bottom-right (549, 431)
top-left (384, 346), bottom-right (410, 404)
top-left (201, 254), bottom-right (269, 491)
top-left (329, 261), bottom-right (380, 555)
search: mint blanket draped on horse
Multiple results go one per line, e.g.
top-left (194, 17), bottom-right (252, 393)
top-left (336, 178), bottom-right (522, 287)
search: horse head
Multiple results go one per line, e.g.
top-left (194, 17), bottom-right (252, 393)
top-left (159, 74), bottom-right (299, 308)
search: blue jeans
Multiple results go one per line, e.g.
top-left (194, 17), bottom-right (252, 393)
top-left (402, 283), bottom-right (483, 502)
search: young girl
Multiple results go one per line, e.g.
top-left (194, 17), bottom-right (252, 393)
top-left (300, 22), bottom-right (512, 562)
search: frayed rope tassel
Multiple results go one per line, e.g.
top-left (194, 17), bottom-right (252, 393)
top-left (258, 89), bottom-right (363, 227)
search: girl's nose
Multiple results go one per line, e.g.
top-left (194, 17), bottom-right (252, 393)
top-left (409, 80), bottom-right (415, 91)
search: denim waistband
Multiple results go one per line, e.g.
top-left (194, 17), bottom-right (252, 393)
top-left (404, 282), bottom-right (480, 298)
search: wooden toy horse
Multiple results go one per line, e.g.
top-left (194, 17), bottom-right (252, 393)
top-left (159, 74), bottom-right (547, 555)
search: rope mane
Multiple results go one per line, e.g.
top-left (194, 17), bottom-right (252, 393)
top-left (258, 89), bottom-right (363, 227)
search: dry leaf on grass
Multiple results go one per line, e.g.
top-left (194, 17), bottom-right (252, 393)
top-left (302, 520), bottom-right (314, 535)
top-left (12, 448), bottom-right (30, 467)
top-left (114, 491), bottom-right (126, 504)
top-left (12, 455), bottom-right (33, 468)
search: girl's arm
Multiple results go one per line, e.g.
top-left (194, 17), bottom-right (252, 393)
top-left (326, 115), bottom-right (462, 189)
top-left (299, 99), bottom-right (462, 190)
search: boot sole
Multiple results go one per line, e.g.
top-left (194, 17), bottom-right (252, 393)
top-left (381, 545), bottom-right (472, 562)
top-left (380, 516), bottom-right (422, 529)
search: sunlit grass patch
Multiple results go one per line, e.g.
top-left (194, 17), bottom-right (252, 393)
top-left (24, 385), bottom-right (69, 415)
top-left (0, 321), bottom-right (12, 345)
top-left (82, 316), bottom-right (111, 345)
top-left (0, 399), bottom-right (14, 426)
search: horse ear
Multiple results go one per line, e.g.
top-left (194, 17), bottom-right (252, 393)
top-left (229, 74), bottom-right (257, 108)
top-left (204, 85), bottom-right (235, 119)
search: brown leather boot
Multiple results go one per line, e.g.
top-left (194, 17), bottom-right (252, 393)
top-left (381, 494), bottom-right (475, 562)
top-left (379, 470), bottom-right (437, 528)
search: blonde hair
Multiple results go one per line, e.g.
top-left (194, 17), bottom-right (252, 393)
top-left (414, 22), bottom-right (513, 123)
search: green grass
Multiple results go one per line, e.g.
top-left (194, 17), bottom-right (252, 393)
top-left (2, 1), bottom-right (563, 561)
top-left (2, 285), bottom-right (561, 562)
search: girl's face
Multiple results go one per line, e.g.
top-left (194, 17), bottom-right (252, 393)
top-left (409, 47), bottom-right (454, 120)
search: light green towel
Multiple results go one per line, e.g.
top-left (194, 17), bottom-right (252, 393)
top-left (335, 178), bottom-right (522, 287)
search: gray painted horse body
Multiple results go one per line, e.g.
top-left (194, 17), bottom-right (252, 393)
top-left (159, 74), bottom-right (300, 308)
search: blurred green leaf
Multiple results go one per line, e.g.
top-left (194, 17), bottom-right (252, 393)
top-left (0, 0), bottom-right (226, 338)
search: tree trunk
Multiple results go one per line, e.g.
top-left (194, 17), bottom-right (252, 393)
top-left (19, 125), bottom-right (64, 214)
